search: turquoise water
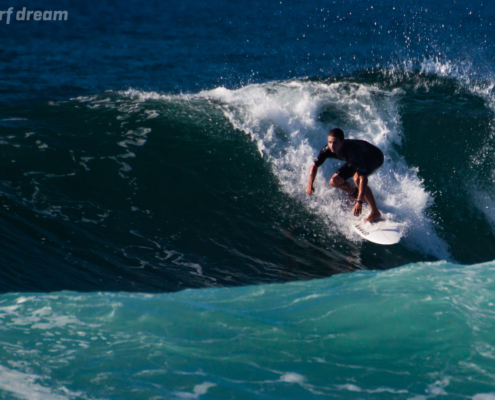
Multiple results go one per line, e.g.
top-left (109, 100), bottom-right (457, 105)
top-left (1, 261), bottom-right (495, 399)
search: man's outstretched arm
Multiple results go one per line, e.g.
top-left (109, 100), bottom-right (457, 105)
top-left (306, 163), bottom-right (318, 195)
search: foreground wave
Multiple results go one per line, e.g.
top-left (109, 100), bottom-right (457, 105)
top-left (1, 260), bottom-right (494, 399)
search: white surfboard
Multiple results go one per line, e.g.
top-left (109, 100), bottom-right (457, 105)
top-left (352, 217), bottom-right (401, 245)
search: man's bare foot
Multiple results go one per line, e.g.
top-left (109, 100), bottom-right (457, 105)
top-left (364, 211), bottom-right (381, 223)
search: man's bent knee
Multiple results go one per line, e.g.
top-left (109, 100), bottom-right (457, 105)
top-left (330, 175), bottom-right (344, 188)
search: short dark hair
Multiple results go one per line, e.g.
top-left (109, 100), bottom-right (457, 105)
top-left (328, 128), bottom-right (344, 142)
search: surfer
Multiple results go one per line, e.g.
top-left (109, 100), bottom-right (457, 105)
top-left (306, 128), bottom-right (384, 223)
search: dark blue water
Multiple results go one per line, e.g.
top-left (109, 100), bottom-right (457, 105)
top-left (1, 0), bottom-right (495, 398)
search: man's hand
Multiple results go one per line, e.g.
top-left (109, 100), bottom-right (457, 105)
top-left (306, 185), bottom-right (315, 196)
top-left (353, 202), bottom-right (362, 216)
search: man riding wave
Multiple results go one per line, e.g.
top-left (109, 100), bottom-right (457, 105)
top-left (306, 128), bottom-right (384, 223)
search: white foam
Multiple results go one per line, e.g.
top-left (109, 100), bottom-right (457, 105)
top-left (426, 378), bottom-right (450, 396)
top-left (194, 80), bottom-right (450, 259)
top-left (336, 383), bottom-right (362, 392)
top-left (3, 304), bottom-right (88, 331)
top-left (280, 372), bottom-right (306, 384)
top-left (173, 382), bottom-right (217, 399)
top-left (336, 383), bottom-right (408, 394)
top-left (473, 394), bottom-right (495, 400)
top-left (0, 365), bottom-right (80, 400)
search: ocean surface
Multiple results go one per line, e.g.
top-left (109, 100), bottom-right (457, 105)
top-left (0, 0), bottom-right (495, 398)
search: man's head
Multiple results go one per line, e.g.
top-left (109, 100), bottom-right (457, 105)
top-left (327, 128), bottom-right (344, 153)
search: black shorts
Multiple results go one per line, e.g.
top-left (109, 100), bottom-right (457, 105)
top-left (336, 153), bottom-right (384, 181)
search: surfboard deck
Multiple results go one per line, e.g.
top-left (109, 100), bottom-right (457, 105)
top-left (352, 217), bottom-right (401, 245)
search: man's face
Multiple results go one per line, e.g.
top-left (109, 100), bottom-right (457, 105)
top-left (328, 136), bottom-right (343, 153)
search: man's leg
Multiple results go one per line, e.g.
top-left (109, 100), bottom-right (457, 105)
top-left (329, 173), bottom-right (355, 194)
top-left (329, 164), bottom-right (357, 194)
top-left (353, 173), bottom-right (381, 222)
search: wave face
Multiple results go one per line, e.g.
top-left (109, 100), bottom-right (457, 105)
top-left (1, 66), bottom-right (495, 292)
top-left (1, 261), bottom-right (495, 399)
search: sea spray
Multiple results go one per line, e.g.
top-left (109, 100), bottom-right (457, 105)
top-left (193, 80), bottom-right (450, 258)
